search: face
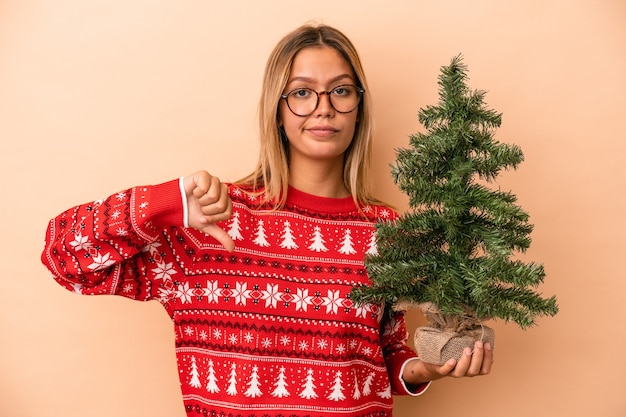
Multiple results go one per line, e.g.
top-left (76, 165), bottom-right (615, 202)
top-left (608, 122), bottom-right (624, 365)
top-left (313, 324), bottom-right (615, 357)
top-left (279, 46), bottom-right (359, 169)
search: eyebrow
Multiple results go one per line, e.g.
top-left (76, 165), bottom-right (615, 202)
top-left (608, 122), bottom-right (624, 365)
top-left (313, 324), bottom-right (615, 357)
top-left (286, 74), bottom-right (355, 86)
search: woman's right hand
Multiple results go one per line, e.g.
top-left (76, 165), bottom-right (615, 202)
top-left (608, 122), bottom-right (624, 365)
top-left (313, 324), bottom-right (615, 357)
top-left (182, 171), bottom-right (235, 252)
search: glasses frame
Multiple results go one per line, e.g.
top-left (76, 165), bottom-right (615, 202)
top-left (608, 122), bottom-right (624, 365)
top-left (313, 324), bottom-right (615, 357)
top-left (280, 84), bottom-right (365, 117)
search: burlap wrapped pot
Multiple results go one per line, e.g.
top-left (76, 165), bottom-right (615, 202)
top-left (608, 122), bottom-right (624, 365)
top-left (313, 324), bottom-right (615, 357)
top-left (413, 302), bottom-right (495, 365)
top-left (414, 325), bottom-right (495, 365)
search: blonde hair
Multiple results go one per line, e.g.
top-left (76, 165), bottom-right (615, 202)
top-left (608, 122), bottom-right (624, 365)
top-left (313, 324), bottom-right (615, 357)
top-left (236, 23), bottom-right (382, 210)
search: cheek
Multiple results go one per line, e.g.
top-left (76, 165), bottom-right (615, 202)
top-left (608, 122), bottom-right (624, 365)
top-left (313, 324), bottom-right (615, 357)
top-left (345, 114), bottom-right (359, 138)
top-left (279, 108), bottom-right (302, 139)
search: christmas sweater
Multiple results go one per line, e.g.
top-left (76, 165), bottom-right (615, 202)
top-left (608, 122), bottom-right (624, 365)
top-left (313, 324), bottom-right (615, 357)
top-left (41, 178), bottom-right (429, 417)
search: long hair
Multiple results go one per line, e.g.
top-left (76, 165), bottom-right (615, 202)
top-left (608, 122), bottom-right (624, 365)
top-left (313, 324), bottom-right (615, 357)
top-left (236, 23), bottom-right (382, 210)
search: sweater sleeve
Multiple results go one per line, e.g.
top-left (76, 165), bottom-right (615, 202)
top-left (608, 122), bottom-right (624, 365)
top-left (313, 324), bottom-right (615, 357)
top-left (381, 310), bottom-right (431, 396)
top-left (41, 179), bottom-right (184, 301)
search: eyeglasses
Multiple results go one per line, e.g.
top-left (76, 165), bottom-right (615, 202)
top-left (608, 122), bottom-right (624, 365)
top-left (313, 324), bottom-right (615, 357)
top-left (280, 84), bottom-right (365, 117)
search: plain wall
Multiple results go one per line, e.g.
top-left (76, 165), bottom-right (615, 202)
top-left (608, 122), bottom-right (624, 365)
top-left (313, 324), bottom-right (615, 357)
top-left (1, 1), bottom-right (625, 416)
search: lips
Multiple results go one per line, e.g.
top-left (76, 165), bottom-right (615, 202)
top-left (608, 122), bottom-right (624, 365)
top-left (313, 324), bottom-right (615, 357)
top-left (306, 126), bottom-right (339, 137)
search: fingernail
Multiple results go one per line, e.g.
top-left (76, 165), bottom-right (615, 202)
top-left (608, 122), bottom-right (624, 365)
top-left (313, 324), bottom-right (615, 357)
top-left (485, 343), bottom-right (491, 351)
top-left (464, 347), bottom-right (472, 356)
top-left (476, 340), bottom-right (483, 349)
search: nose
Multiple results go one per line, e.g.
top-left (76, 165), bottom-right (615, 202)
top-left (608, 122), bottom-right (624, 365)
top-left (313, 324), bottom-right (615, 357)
top-left (315, 91), bottom-right (335, 116)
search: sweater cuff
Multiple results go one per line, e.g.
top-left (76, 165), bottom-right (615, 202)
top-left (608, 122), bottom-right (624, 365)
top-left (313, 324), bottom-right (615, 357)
top-left (141, 179), bottom-right (185, 232)
top-left (179, 177), bottom-right (189, 227)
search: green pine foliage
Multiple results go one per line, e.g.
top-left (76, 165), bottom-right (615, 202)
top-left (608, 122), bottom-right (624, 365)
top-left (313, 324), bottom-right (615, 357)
top-left (352, 55), bottom-right (558, 329)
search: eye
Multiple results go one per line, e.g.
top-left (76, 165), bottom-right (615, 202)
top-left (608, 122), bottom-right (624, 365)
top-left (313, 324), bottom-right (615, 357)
top-left (332, 85), bottom-right (354, 97)
top-left (291, 88), bottom-right (313, 99)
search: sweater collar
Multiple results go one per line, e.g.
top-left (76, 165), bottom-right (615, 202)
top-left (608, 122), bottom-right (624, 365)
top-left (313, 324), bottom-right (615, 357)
top-left (285, 186), bottom-right (358, 214)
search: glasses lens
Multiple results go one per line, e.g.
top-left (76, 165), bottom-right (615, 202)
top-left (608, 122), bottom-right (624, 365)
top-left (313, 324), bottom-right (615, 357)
top-left (286, 88), bottom-right (317, 117)
top-left (329, 85), bottom-right (360, 113)
top-left (285, 85), bottom-right (363, 116)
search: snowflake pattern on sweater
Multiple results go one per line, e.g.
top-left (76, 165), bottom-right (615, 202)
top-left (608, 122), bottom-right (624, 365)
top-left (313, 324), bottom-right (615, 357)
top-left (42, 179), bottom-right (427, 417)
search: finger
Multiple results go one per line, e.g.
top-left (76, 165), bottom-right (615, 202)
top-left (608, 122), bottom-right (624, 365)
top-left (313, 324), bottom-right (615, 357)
top-left (197, 176), bottom-right (223, 205)
top-left (481, 343), bottom-right (493, 375)
top-left (437, 358), bottom-right (458, 376)
top-left (466, 341), bottom-right (485, 376)
top-left (202, 223), bottom-right (235, 252)
top-left (188, 171), bottom-right (211, 197)
top-left (201, 190), bottom-right (233, 218)
top-left (451, 346), bottom-right (472, 377)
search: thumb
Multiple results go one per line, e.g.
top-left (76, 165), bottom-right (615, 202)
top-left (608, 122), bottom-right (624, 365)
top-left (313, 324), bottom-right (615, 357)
top-left (201, 223), bottom-right (235, 252)
top-left (437, 358), bottom-right (458, 376)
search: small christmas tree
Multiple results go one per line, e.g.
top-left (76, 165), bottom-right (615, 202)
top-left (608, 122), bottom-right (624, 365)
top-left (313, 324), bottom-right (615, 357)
top-left (352, 55), bottom-right (558, 364)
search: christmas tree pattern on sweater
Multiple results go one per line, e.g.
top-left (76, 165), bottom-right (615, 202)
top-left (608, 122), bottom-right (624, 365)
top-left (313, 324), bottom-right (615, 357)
top-left (42, 180), bottom-right (426, 417)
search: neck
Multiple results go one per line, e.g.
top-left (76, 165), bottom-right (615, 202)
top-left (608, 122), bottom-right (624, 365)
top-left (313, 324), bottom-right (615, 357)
top-left (288, 159), bottom-right (349, 199)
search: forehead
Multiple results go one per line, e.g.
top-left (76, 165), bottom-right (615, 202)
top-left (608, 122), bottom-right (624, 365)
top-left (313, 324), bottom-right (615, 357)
top-left (288, 46), bottom-right (355, 82)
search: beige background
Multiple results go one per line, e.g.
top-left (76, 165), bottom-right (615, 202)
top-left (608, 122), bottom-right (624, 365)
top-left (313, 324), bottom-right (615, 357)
top-left (1, 1), bottom-right (624, 416)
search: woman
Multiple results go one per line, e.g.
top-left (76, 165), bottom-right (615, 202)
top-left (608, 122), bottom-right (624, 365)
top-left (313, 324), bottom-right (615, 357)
top-left (42, 23), bottom-right (492, 417)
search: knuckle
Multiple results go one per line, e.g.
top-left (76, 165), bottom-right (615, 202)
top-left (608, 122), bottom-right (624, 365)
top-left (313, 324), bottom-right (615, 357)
top-left (212, 199), bottom-right (228, 213)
